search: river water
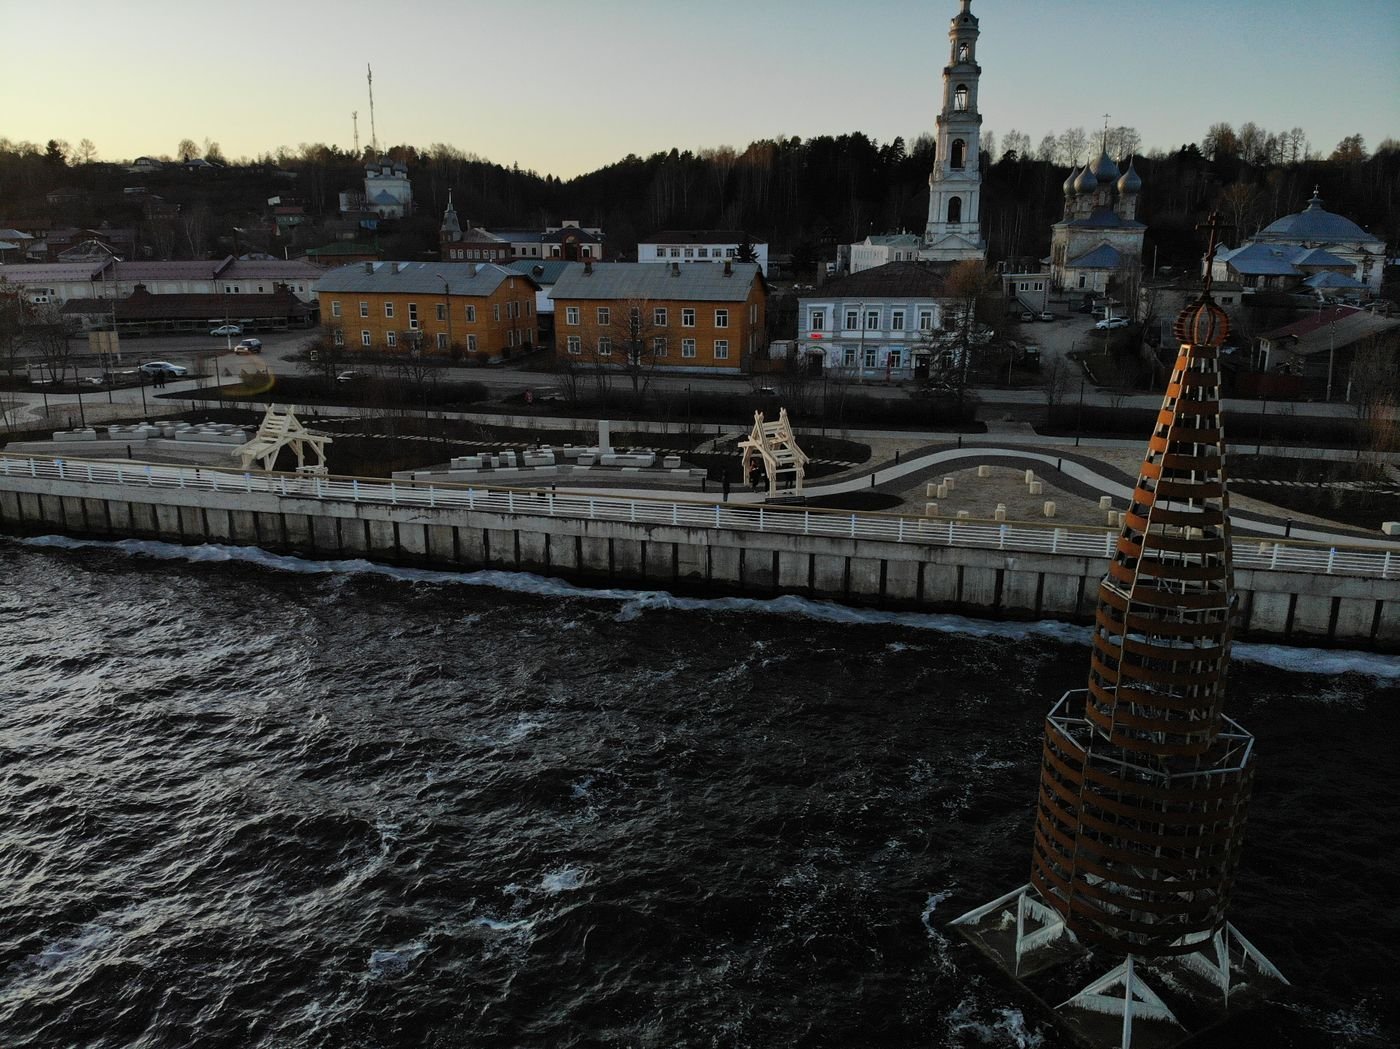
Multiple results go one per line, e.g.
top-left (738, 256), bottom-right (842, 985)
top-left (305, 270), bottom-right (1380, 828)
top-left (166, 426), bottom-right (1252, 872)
top-left (1, 536), bottom-right (1396, 1049)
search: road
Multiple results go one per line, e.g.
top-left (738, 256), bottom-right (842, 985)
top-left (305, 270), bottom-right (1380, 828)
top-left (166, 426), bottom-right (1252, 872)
top-left (1, 324), bottom-right (1373, 428)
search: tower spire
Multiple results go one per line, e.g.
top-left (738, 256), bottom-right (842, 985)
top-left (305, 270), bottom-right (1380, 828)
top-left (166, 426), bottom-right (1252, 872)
top-left (367, 63), bottom-right (379, 155)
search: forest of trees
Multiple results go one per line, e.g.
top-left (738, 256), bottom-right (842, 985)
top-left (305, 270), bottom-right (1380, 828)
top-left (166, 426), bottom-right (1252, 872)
top-left (1, 125), bottom-right (1395, 276)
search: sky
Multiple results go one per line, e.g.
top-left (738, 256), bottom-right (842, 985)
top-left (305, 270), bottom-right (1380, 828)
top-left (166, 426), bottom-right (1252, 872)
top-left (4, 0), bottom-right (1398, 178)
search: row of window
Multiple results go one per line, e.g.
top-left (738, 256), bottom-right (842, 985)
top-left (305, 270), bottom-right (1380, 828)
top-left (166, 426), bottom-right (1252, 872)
top-left (565, 336), bottom-right (731, 360)
top-left (651, 247), bottom-right (741, 259)
top-left (330, 299), bottom-right (530, 323)
top-left (563, 306), bottom-right (740, 327)
top-left (443, 245), bottom-right (594, 261)
top-left (808, 308), bottom-right (937, 331)
top-left (222, 283), bottom-right (308, 294)
top-left (333, 329), bottom-right (518, 353)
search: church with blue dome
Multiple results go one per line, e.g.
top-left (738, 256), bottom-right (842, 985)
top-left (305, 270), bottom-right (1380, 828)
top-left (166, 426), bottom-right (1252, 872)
top-left (1049, 149), bottom-right (1146, 298)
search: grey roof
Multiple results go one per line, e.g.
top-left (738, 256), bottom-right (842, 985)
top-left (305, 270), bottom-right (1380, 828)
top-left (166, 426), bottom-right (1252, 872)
top-left (504, 259), bottom-right (572, 285)
top-left (0, 228), bottom-right (34, 241)
top-left (864, 233), bottom-right (923, 248)
top-left (313, 261), bottom-right (538, 296)
top-left (541, 226), bottom-right (603, 244)
top-left (549, 261), bottom-right (760, 302)
top-left (1218, 243), bottom-right (1305, 276)
top-left (221, 260), bottom-right (322, 281)
top-left (1067, 243), bottom-right (1125, 269)
top-left (1303, 270), bottom-right (1364, 289)
top-left (1293, 247), bottom-right (1352, 268)
top-left (798, 261), bottom-right (950, 300)
top-left (1257, 193), bottom-right (1375, 242)
top-left (0, 261), bottom-right (109, 281)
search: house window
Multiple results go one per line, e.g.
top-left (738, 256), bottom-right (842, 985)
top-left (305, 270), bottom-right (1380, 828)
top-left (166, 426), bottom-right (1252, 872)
top-left (714, 309), bottom-right (729, 328)
top-left (565, 306), bottom-right (579, 325)
top-left (597, 337), bottom-right (612, 357)
top-left (467, 334), bottom-right (478, 351)
top-left (436, 303), bottom-right (446, 321)
top-left (698, 248), bottom-right (708, 258)
top-left (384, 302), bottom-right (394, 318)
top-left (408, 303), bottom-right (419, 329)
top-left (725, 248), bottom-right (736, 258)
top-left (681, 338), bottom-right (697, 358)
top-left (436, 333), bottom-right (448, 350)
top-left (567, 335), bottom-right (581, 355)
top-left (361, 330), bottom-right (371, 346)
top-left (257, 285), bottom-right (265, 293)
top-left (359, 301), bottom-right (368, 318)
top-left (843, 346), bottom-right (856, 367)
top-left (750, 303), bottom-right (757, 324)
top-left (466, 305), bottom-right (477, 322)
top-left (653, 307), bottom-right (668, 326)
top-left (864, 347), bottom-right (877, 369)
top-left (919, 309), bottom-right (934, 330)
top-left (670, 248), bottom-right (680, 257)
top-left (714, 339), bottom-right (729, 360)
top-left (865, 310), bottom-right (879, 330)
top-left (652, 336), bottom-right (667, 357)
top-left (597, 307), bottom-right (610, 325)
top-left (493, 303), bottom-right (500, 321)
top-left (386, 331), bottom-right (397, 348)
top-left (888, 349), bottom-right (902, 369)
top-left (333, 329), bottom-right (344, 346)
top-left (810, 310), bottom-right (825, 331)
top-left (682, 308), bottom-right (695, 327)
top-left (684, 248), bottom-right (694, 258)
top-left (845, 309), bottom-right (858, 329)
top-left (331, 300), bottom-right (342, 317)
top-left (891, 310), bottom-right (905, 331)
top-left (656, 247), bottom-right (666, 258)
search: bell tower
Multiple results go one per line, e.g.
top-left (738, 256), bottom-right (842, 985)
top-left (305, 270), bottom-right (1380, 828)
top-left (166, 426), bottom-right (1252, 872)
top-left (921, 0), bottom-right (987, 262)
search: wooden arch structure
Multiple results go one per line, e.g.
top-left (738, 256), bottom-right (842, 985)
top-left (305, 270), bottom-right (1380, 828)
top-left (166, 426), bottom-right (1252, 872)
top-left (233, 404), bottom-right (332, 474)
top-left (738, 408), bottom-right (809, 498)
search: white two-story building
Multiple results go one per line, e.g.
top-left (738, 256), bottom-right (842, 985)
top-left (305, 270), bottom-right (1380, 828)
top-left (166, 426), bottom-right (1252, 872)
top-left (638, 230), bottom-right (769, 276)
top-left (796, 262), bottom-right (958, 380)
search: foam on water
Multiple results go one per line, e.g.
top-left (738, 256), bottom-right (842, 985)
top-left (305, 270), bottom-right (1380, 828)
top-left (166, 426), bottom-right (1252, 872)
top-left (367, 941), bottom-right (427, 977)
top-left (539, 867), bottom-right (587, 893)
top-left (13, 534), bottom-right (1400, 681)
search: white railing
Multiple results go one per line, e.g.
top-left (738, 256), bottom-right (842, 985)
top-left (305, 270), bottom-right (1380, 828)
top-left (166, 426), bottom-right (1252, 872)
top-left (2, 454), bottom-right (1395, 581)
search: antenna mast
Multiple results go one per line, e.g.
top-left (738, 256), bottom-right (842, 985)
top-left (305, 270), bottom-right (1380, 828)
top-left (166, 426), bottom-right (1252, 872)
top-left (367, 64), bottom-right (379, 155)
top-left (352, 111), bottom-right (359, 157)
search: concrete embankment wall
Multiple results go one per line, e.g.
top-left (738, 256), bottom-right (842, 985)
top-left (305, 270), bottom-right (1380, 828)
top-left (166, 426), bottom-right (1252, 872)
top-left (0, 475), bottom-right (1396, 651)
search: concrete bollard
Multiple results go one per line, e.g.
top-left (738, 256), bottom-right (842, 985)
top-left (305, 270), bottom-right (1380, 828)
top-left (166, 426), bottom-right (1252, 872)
top-left (1099, 495), bottom-right (1113, 510)
top-left (1028, 481), bottom-right (1043, 495)
top-left (1024, 469), bottom-right (1036, 484)
top-left (1117, 512), bottom-right (1128, 527)
top-left (1258, 541), bottom-right (1273, 554)
top-left (925, 502), bottom-right (939, 517)
top-left (1044, 501), bottom-right (1057, 518)
top-left (936, 483), bottom-right (948, 499)
top-left (956, 510), bottom-right (971, 520)
top-left (943, 476), bottom-right (955, 491)
top-left (926, 482), bottom-right (939, 499)
top-left (1107, 511), bottom-right (1118, 526)
top-left (977, 464), bottom-right (991, 478)
top-left (994, 504), bottom-right (1007, 522)
top-left (1383, 522), bottom-right (1400, 536)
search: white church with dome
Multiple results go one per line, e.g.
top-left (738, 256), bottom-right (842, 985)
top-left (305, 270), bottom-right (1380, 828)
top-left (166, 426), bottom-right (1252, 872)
top-left (1049, 151), bottom-right (1146, 296)
top-left (1209, 189), bottom-right (1385, 297)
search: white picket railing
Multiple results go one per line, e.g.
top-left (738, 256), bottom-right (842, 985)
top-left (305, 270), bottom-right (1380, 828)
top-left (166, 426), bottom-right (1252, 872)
top-left (2, 454), bottom-right (1395, 581)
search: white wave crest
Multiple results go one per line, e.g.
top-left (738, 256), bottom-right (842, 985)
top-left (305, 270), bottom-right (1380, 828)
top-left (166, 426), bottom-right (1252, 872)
top-left (367, 940), bottom-right (427, 976)
top-left (540, 866), bottom-right (587, 893)
top-left (16, 534), bottom-right (1400, 681)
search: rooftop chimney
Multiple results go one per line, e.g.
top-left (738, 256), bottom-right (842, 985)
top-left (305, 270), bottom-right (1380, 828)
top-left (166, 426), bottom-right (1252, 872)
top-left (723, 259), bottom-right (733, 276)
top-left (670, 262), bottom-right (680, 277)
top-left (584, 259), bottom-right (593, 275)
top-left (364, 262), bottom-right (374, 274)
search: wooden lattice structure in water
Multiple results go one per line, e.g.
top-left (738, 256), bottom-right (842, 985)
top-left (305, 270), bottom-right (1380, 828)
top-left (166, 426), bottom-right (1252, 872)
top-left (738, 408), bottom-right (809, 497)
top-left (951, 216), bottom-right (1286, 1049)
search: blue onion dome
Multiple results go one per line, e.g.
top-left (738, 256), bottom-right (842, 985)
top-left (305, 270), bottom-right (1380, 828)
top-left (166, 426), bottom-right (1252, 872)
top-left (1073, 165), bottom-right (1098, 194)
top-left (1091, 150), bottom-right (1120, 182)
top-left (1063, 166), bottom-right (1080, 195)
top-left (1117, 159), bottom-right (1142, 195)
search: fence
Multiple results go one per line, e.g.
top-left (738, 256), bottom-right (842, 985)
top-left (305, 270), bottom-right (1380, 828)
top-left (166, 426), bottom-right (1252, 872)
top-left (1, 453), bottom-right (1394, 581)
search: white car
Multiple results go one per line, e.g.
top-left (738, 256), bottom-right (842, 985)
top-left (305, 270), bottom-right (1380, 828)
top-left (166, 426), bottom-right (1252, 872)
top-left (210, 324), bottom-right (243, 337)
top-left (1095, 317), bottom-right (1130, 330)
top-left (139, 361), bottom-right (189, 377)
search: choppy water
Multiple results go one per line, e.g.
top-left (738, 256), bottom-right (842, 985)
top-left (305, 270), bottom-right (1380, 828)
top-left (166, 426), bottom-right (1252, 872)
top-left (1, 536), bottom-right (1397, 1049)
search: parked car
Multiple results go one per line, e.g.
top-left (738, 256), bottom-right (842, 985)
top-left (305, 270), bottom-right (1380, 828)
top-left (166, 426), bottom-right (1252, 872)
top-left (1094, 317), bottom-right (1130, 330)
top-left (336, 370), bottom-right (368, 383)
top-left (234, 338), bottom-right (262, 354)
top-left (139, 361), bottom-right (189, 377)
top-left (1076, 302), bottom-right (1096, 314)
top-left (1019, 311), bottom-right (1035, 322)
top-left (210, 324), bottom-right (243, 337)
top-left (1037, 311), bottom-right (1055, 322)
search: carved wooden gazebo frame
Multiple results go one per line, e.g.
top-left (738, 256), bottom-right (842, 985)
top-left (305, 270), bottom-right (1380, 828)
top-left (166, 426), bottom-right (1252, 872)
top-left (738, 408), bottom-right (809, 498)
top-left (233, 404), bottom-right (332, 474)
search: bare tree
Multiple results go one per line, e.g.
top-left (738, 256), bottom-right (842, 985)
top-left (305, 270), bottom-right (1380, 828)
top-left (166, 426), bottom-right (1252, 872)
top-left (177, 138), bottom-right (198, 162)
top-left (1350, 336), bottom-right (1400, 465)
top-left (30, 308), bottom-right (79, 385)
top-left (1201, 122), bottom-right (1238, 161)
top-left (74, 138), bottom-right (97, 164)
top-left (1058, 126), bottom-right (1088, 164)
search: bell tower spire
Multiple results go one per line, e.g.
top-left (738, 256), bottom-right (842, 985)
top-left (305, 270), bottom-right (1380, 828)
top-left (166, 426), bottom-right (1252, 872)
top-left (921, 0), bottom-right (988, 262)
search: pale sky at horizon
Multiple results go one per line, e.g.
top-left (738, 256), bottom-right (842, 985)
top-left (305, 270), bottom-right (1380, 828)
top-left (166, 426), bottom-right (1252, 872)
top-left (5, 0), bottom-right (1398, 178)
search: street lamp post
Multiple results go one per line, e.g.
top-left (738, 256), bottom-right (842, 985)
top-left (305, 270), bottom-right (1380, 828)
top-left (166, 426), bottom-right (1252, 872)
top-left (434, 273), bottom-right (453, 356)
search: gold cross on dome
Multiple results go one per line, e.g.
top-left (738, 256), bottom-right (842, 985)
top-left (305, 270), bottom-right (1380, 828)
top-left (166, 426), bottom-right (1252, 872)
top-left (1195, 211), bottom-right (1235, 296)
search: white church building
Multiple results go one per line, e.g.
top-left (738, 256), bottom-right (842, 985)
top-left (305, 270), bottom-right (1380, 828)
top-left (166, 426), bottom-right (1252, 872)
top-left (920, 0), bottom-right (988, 263)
